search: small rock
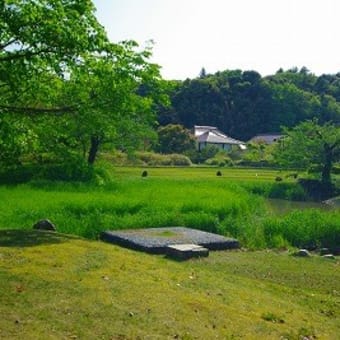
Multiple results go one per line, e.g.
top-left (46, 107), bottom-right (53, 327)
top-left (323, 254), bottom-right (335, 260)
top-left (166, 243), bottom-right (209, 260)
top-left (33, 219), bottom-right (56, 232)
top-left (294, 249), bottom-right (311, 257)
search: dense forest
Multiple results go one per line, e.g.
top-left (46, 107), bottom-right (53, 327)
top-left (158, 67), bottom-right (340, 140)
top-left (0, 0), bottom-right (339, 186)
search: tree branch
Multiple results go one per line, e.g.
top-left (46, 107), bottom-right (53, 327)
top-left (0, 38), bottom-right (19, 51)
top-left (0, 105), bottom-right (75, 115)
top-left (330, 139), bottom-right (340, 150)
top-left (0, 48), bottom-right (54, 63)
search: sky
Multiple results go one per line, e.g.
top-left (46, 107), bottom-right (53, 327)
top-left (92, 0), bottom-right (340, 80)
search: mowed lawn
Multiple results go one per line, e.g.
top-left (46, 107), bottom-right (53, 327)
top-left (0, 231), bottom-right (339, 339)
top-left (111, 166), bottom-right (294, 181)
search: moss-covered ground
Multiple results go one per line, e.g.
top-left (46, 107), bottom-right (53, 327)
top-left (0, 230), bottom-right (339, 339)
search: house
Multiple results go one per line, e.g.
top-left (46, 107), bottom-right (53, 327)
top-left (194, 126), bottom-right (246, 151)
top-left (249, 133), bottom-right (283, 145)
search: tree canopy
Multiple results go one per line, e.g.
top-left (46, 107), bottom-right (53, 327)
top-left (0, 0), bottom-right (166, 171)
top-left (274, 120), bottom-right (340, 184)
top-left (157, 124), bottom-right (196, 154)
top-left (0, 0), bottom-right (108, 113)
top-left (158, 68), bottom-right (340, 141)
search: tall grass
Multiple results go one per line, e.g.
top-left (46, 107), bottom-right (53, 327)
top-left (0, 174), bottom-right (338, 249)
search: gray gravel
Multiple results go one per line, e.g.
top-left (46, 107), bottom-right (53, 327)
top-left (101, 227), bottom-right (239, 254)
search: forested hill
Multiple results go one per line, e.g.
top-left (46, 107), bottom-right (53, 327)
top-left (157, 68), bottom-right (340, 140)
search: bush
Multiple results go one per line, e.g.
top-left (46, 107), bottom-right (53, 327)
top-left (0, 158), bottom-right (96, 184)
top-left (331, 164), bottom-right (340, 174)
top-left (101, 150), bottom-right (129, 166)
top-left (204, 152), bottom-right (234, 167)
top-left (189, 145), bottom-right (220, 164)
top-left (134, 151), bottom-right (192, 166)
top-left (169, 154), bottom-right (192, 166)
top-left (0, 165), bottom-right (37, 184)
top-left (242, 182), bottom-right (308, 201)
top-left (40, 159), bottom-right (94, 182)
top-left (308, 164), bottom-right (323, 174)
top-left (298, 178), bottom-right (337, 201)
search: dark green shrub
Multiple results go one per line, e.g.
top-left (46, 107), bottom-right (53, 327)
top-left (39, 158), bottom-right (94, 182)
top-left (0, 165), bottom-right (37, 184)
top-left (308, 164), bottom-right (323, 173)
top-left (216, 171), bottom-right (222, 176)
top-left (204, 153), bottom-right (234, 167)
top-left (331, 164), bottom-right (340, 174)
top-left (190, 145), bottom-right (220, 164)
top-left (141, 170), bottom-right (148, 177)
top-left (242, 182), bottom-right (308, 201)
top-left (298, 178), bottom-right (336, 201)
top-left (0, 158), bottom-right (95, 184)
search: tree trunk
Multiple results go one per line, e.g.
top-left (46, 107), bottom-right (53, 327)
top-left (87, 135), bottom-right (100, 165)
top-left (321, 144), bottom-right (332, 184)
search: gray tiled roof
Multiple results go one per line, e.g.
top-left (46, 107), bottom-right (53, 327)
top-left (198, 130), bottom-right (243, 145)
top-left (249, 133), bottom-right (283, 144)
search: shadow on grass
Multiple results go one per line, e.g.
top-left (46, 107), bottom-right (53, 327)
top-left (0, 229), bottom-right (79, 247)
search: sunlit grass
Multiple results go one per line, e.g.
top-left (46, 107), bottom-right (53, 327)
top-left (0, 167), bottom-right (338, 249)
top-left (0, 232), bottom-right (339, 339)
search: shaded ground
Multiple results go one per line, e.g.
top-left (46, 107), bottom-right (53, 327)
top-left (0, 230), bottom-right (78, 247)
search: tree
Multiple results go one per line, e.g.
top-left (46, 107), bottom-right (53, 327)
top-left (274, 120), bottom-right (340, 184)
top-left (157, 67), bottom-right (340, 143)
top-left (199, 67), bottom-right (207, 78)
top-left (61, 41), bottom-right (165, 165)
top-left (0, 0), bottom-right (107, 114)
top-left (157, 124), bottom-right (196, 154)
top-left (0, 2), bottom-right (166, 168)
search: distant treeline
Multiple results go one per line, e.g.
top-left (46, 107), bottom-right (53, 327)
top-left (157, 67), bottom-right (340, 140)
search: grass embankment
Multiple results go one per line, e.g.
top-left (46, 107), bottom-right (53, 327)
top-left (0, 167), bottom-right (339, 249)
top-left (0, 231), bottom-right (339, 339)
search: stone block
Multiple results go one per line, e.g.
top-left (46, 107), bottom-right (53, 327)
top-left (166, 244), bottom-right (209, 260)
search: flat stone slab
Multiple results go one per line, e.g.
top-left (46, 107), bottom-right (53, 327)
top-left (100, 227), bottom-right (239, 254)
top-left (166, 244), bottom-right (209, 260)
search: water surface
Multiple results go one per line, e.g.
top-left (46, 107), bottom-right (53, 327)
top-left (266, 199), bottom-right (333, 215)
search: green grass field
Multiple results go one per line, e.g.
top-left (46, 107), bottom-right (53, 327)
top-left (111, 166), bottom-right (294, 180)
top-left (0, 231), bottom-right (339, 339)
top-left (0, 167), bottom-right (339, 249)
top-left (1, 167), bottom-right (339, 338)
